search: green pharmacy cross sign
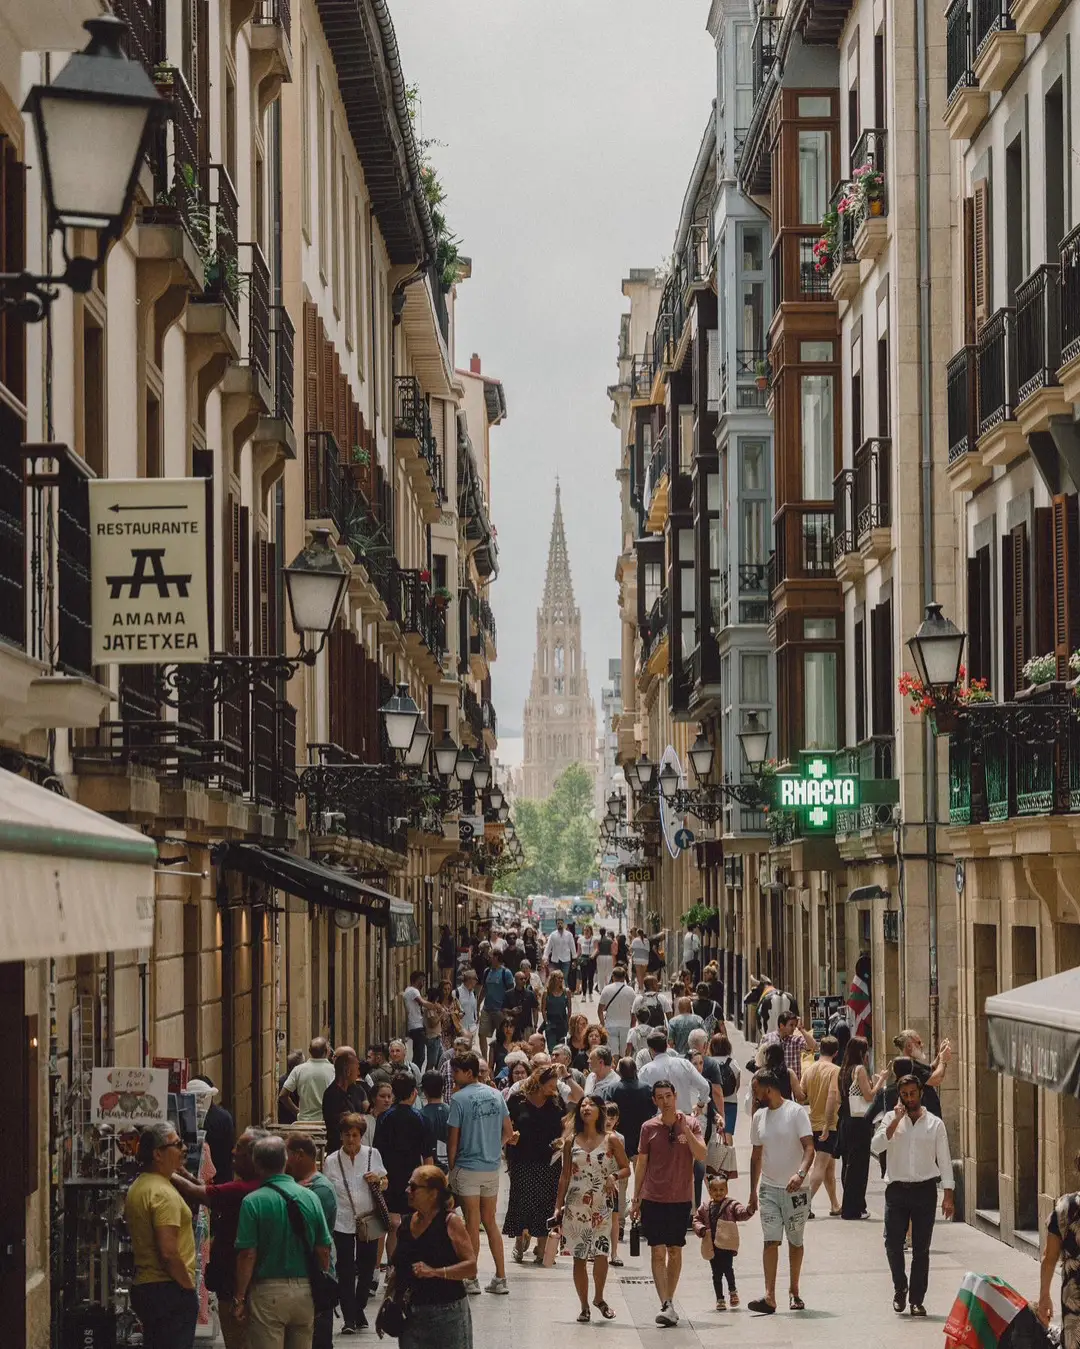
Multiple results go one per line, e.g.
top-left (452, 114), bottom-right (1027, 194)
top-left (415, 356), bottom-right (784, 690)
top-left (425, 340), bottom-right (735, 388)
top-left (777, 753), bottom-right (859, 833)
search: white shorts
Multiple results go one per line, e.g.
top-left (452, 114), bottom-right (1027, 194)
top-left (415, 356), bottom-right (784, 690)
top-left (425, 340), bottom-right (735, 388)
top-left (450, 1166), bottom-right (501, 1199)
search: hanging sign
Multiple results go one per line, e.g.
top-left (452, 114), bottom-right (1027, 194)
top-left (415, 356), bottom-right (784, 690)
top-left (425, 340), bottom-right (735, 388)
top-left (89, 478), bottom-right (210, 666)
top-left (91, 1066), bottom-right (169, 1126)
top-left (458, 816), bottom-right (485, 844)
top-left (777, 752), bottom-right (859, 833)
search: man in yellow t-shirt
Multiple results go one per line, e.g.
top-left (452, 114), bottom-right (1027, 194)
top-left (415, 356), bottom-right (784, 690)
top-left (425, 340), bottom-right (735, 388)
top-left (800, 1035), bottom-right (841, 1218)
top-left (123, 1121), bottom-right (198, 1349)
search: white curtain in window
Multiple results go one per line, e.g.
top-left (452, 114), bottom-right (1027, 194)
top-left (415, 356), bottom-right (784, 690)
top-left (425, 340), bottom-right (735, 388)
top-left (804, 651), bottom-right (838, 749)
top-left (798, 130), bottom-right (830, 224)
top-left (801, 375), bottom-right (834, 500)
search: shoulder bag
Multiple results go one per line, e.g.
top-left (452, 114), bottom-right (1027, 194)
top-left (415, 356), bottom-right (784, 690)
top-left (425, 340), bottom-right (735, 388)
top-left (338, 1149), bottom-right (388, 1242)
top-left (276, 1183), bottom-right (339, 1314)
top-left (848, 1074), bottom-right (870, 1118)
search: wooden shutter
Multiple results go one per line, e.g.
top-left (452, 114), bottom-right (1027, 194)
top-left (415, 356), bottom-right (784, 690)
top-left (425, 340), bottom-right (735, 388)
top-left (854, 619), bottom-right (866, 744)
top-left (1034, 506), bottom-right (1055, 658)
top-left (303, 301), bottom-right (320, 432)
top-left (972, 180), bottom-right (990, 334)
top-left (871, 600), bottom-right (894, 736)
top-left (225, 495), bottom-right (239, 654)
top-left (1001, 523), bottom-right (1027, 701)
top-left (256, 533), bottom-right (273, 656)
top-left (238, 505), bottom-right (250, 656)
top-left (968, 554), bottom-right (986, 683)
top-left (1052, 494), bottom-right (1080, 677)
top-left (193, 449), bottom-right (215, 641)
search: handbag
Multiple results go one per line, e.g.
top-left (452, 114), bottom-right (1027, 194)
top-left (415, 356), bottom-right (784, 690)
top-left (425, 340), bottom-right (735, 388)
top-left (375, 1271), bottom-right (413, 1339)
top-left (713, 1219), bottom-right (740, 1252)
top-left (848, 1080), bottom-right (870, 1118)
top-left (699, 1231), bottom-right (714, 1260)
top-left (276, 1184), bottom-right (339, 1314)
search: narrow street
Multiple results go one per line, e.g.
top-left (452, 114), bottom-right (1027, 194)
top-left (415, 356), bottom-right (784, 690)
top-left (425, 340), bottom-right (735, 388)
top-left (330, 1025), bottom-right (1042, 1349)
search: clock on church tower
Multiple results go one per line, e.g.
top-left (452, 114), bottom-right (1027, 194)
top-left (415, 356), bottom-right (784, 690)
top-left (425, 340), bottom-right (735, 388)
top-left (520, 483), bottom-right (597, 800)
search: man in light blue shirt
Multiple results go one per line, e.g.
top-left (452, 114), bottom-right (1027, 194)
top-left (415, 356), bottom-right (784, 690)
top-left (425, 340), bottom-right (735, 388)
top-left (447, 1052), bottom-right (514, 1296)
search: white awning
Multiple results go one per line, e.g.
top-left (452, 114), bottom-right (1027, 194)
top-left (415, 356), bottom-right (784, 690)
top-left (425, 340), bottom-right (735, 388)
top-left (986, 968), bottom-right (1080, 1095)
top-left (0, 767), bottom-right (157, 960)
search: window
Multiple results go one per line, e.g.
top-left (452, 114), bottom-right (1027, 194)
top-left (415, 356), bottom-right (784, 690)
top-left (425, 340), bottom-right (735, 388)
top-left (741, 281), bottom-right (765, 350)
top-left (643, 559), bottom-right (663, 611)
top-left (804, 617), bottom-right (836, 639)
top-left (707, 330), bottom-right (719, 412)
top-left (679, 406), bottom-right (694, 473)
top-left (798, 130), bottom-right (830, 225)
top-left (300, 42), bottom-right (310, 240)
top-left (316, 73), bottom-right (327, 274)
top-left (343, 171), bottom-right (353, 346)
top-left (742, 652), bottom-right (769, 704)
top-left (854, 618), bottom-right (866, 743)
top-left (967, 544), bottom-right (993, 684)
top-left (678, 527), bottom-right (696, 654)
top-left (799, 96), bottom-right (832, 118)
top-left (354, 212), bottom-right (365, 372)
top-left (742, 229), bottom-right (764, 272)
top-left (740, 441), bottom-right (768, 567)
top-left (706, 473), bottom-right (723, 628)
top-left (330, 122), bottom-right (339, 311)
top-left (734, 25), bottom-right (752, 83)
top-left (870, 600), bottom-right (894, 735)
top-left (801, 341), bottom-right (832, 362)
top-left (804, 652), bottom-right (838, 749)
top-left (801, 375), bottom-right (834, 499)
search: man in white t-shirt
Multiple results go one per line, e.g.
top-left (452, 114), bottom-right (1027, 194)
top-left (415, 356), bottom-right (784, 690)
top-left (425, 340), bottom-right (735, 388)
top-left (543, 918), bottom-right (577, 975)
top-left (597, 965), bottom-right (638, 1056)
top-left (455, 968), bottom-right (480, 1037)
top-left (747, 1069), bottom-right (816, 1314)
top-left (681, 924), bottom-right (702, 983)
top-left (401, 969), bottom-right (436, 1070)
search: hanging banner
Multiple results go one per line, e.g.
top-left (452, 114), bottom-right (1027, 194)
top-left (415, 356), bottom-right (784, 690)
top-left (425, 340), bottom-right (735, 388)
top-left (91, 1066), bottom-right (170, 1126)
top-left (89, 477), bottom-right (210, 666)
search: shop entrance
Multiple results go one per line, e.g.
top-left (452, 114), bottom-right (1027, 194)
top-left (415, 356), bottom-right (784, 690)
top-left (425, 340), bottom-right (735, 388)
top-left (0, 961), bottom-right (28, 1349)
top-left (973, 923), bottom-right (1001, 1215)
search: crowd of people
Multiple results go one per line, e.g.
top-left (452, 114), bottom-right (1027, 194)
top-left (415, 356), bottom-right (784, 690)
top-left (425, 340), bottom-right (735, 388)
top-left (128, 918), bottom-right (1080, 1349)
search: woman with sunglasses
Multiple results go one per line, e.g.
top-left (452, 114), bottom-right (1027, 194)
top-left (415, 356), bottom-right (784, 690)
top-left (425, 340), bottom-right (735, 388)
top-left (553, 1095), bottom-right (630, 1322)
top-left (394, 1166), bottom-right (476, 1349)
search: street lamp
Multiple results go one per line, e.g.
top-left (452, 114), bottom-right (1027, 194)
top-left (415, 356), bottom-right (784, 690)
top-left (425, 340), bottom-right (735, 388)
top-left (737, 711), bottom-right (771, 773)
top-left (907, 601), bottom-right (967, 698)
top-left (379, 683), bottom-right (422, 754)
top-left (434, 731), bottom-right (460, 779)
top-left (630, 753), bottom-right (656, 796)
top-left (6, 18), bottom-right (167, 320)
top-left (455, 746), bottom-right (477, 784)
top-left (488, 786), bottom-right (504, 811)
top-left (473, 757), bottom-right (492, 792)
top-left (688, 729), bottom-right (715, 782)
top-left (659, 762), bottom-right (681, 805)
top-left (283, 529), bottom-right (351, 660)
top-left (403, 714), bottom-right (432, 769)
top-left (497, 802), bottom-right (510, 823)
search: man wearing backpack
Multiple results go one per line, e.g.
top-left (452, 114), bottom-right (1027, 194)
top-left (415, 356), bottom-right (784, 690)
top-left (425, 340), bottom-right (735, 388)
top-left (597, 965), bottom-right (637, 1056)
top-left (632, 975), bottom-right (671, 1032)
top-left (706, 1033), bottom-right (742, 1138)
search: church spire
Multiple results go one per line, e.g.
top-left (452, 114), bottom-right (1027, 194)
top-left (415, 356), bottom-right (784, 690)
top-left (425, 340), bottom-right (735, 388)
top-left (541, 481), bottom-right (576, 623)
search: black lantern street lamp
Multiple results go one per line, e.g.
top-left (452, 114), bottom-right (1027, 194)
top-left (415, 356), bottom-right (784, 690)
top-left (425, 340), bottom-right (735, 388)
top-left (403, 715), bottom-right (432, 769)
top-left (488, 786), bottom-right (504, 812)
top-left (659, 762), bottom-right (681, 805)
top-left (907, 601), bottom-right (967, 699)
top-left (472, 758), bottom-right (492, 793)
top-left (497, 802), bottom-right (510, 823)
top-left (434, 732), bottom-right (461, 780)
top-left (380, 683), bottom-right (422, 754)
top-left (283, 529), bottom-right (350, 660)
top-left (455, 746), bottom-right (477, 784)
top-left (737, 711), bottom-right (771, 773)
top-left (5, 17), bottom-right (167, 320)
top-left (688, 729), bottom-right (715, 782)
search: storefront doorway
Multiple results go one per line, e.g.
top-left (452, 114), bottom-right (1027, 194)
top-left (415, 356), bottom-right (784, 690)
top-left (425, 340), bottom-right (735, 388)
top-left (0, 962), bottom-right (27, 1349)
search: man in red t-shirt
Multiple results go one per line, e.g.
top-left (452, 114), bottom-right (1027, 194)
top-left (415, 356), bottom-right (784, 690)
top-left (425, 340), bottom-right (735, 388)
top-left (629, 1081), bottom-right (707, 1328)
top-left (171, 1126), bottom-right (267, 1349)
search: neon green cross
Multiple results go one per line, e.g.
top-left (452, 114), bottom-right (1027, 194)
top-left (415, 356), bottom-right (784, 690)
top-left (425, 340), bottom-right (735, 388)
top-left (807, 758), bottom-right (829, 780)
top-left (809, 805), bottom-right (829, 827)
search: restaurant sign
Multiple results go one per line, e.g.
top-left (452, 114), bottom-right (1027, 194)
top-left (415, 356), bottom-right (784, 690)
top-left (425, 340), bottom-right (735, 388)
top-left (89, 478), bottom-right (210, 666)
top-left (777, 753), bottom-right (859, 832)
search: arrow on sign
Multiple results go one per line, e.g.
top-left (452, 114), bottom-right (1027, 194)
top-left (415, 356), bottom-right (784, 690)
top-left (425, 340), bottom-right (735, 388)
top-left (108, 502), bottom-right (189, 513)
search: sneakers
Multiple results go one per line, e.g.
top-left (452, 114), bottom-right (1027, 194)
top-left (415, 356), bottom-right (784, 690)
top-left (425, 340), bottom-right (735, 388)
top-left (486, 1277), bottom-right (510, 1295)
top-left (655, 1301), bottom-right (679, 1327)
top-left (465, 1278), bottom-right (482, 1296)
top-left (715, 1297), bottom-right (727, 1311)
top-left (910, 1304), bottom-right (927, 1317)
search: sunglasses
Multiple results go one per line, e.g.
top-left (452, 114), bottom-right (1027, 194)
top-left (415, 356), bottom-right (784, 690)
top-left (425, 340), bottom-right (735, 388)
top-left (667, 1124), bottom-right (679, 1144)
top-left (405, 1181), bottom-right (434, 1192)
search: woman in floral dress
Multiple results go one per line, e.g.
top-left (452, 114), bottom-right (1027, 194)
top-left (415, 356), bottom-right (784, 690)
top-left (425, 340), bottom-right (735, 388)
top-left (1038, 1165), bottom-right (1080, 1346)
top-left (553, 1095), bottom-right (630, 1323)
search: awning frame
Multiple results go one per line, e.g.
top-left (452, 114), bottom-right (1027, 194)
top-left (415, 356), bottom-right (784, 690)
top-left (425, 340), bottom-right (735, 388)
top-left (215, 843), bottom-right (404, 925)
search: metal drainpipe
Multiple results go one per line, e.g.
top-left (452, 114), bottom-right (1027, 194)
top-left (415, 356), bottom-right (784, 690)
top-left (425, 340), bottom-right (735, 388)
top-left (915, 0), bottom-right (940, 1048)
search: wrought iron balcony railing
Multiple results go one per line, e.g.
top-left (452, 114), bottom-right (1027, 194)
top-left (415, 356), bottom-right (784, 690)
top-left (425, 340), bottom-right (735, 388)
top-left (752, 15), bottom-right (780, 103)
top-left (833, 468), bottom-right (856, 564)
top-left (1061, 224), bottom-right (1080, 367)
top-left (244, 242), bottom-right (271, 390)
top-left (629, 353), bottom-right (654, 399)
top-left (394, 375), bottom-right (440, 490)
top-left (1015, 263), bottom-right (1062, 406)
top-left (305, 431), bottom-right (355, 540)
top-left (399, 568), bottom-right (445, 658)
top-left (143, 66), bottom-right (204, 249)
top-left (850, 128), bottom-right (888, 216)
top-left (946, 0), bottom-right (977, 105)
top-left (643, 427), bottom-right (670, 514)
top-left (254, 0), bottom-right (291, 39)
top-left (113, 0), bottom-right (164, 74)
top-left (976, 307), bottom-right (1018, 436)
top-left (200, 163), bottom-right (240, 318)
top-left (463, 686), bottom-right (484, 743)
top-left (271, 305), bottom-right (295, 426)
top-left (947, 344), bottom-right (979, 463)
top-left (775, 507), bottom-right (834, 583)
top-left (854, 436), bottom-right (891, 539)
top-left (972, 0), bottom-right (1014, 61)
top-left (640, 591), bottom-right (669, 670)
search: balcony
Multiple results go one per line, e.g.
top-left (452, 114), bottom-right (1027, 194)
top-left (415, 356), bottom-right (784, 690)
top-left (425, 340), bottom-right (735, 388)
top-left (849, 129), bottom-right (889, 263)
top-left (394, 376), bottom-right (442, 522)
top-left (1058, 226), bottom-right (1080, 408)
top-left (835, 736), bottom-right (899, 848)
top-left (398, 569), bottom-right (445, 680)
top-left (113, 0), bottom-right (163, 76)
top-left (944, 0), bottom-right (990, 139)
top-left (971, 0), bottom-right (1025, 91)
top-left (854, 436), bottom-right (892, 560)
top-left (722, 349), bottom-right (768, 412)
top-left (737, 564), bottom-right (769, 625)
top-left (187, 164), bottom-right (242, 360)
top-left (682, 222), bottom-right (711, 296)
top-left (752, 15), bottom-right (780, 104)
top-left (832, 468), bottom-right (861, 583)
top-left (1011, 0), bottom-right (1059, 33)
top-left (477, 597), bottom-right (497, 660)
top-left (462, 686), bottom-right (483, 747)
top-left (482, 699), bottom-right (497, 751)
top-left (827, 179), bottom-right (859, 306)
top-left (639, 591), bottom-right (669, 680)
top-left (1014, 263), bottom-right (1066, 433)
top-left (976, 307), bottom-right (1026, 467)
top-left (250, 0), bottom-right (294, 111)
top-left (305, 430), bottom-right (357, 542)
top-left (946, 344), bottom-right (989, 490)
top-left (629, 353), bottom-right (654, 401)
top-left (643, 427), bottom-right (670, 534)
top-left (138, 65), bottom-right (206, 291)
top-left (302, 744), bottom-right (407, 856)
top-left (774, 507), bottom-right (835, 585)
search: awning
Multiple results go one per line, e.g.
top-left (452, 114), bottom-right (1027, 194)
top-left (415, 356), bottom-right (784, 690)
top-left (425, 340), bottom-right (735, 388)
top-left (986, 968), bottom-right (1080, 1095)
top-left (0, 766), bottom-right (157, 960)
top-left (218, 843), bottom-right (405, 925)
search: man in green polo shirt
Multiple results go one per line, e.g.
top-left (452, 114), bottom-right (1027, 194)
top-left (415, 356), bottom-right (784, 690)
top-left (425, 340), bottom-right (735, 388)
top-left (233, 1136), bottom-right (331, 1349)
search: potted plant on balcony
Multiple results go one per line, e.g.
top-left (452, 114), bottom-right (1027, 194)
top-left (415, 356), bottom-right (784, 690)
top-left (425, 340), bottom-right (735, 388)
top-left (754, 358), bottom-right (770, 391)
top-left (852, 162), bottom-right (885, 216)
top-left (351, 444), bottom-right (370, 466)
top-left (431, 585), bottom-right (453, 611)
top-left (814, 207), bottom-right (838, 274)
top-left (1018, 652), bottom-right (1066, 703)
top-left (898, 666), bottom-right (992, 734)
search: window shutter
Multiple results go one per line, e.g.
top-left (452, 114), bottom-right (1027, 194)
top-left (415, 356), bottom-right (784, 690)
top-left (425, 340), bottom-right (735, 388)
top-left (239, 504), bottom-right (250, 656)
top-left (967, 555), bottom-right (985, 683)
top-left (256, 533), bottom-right (272, 656)
top-left (1001, 523), bottom-right (1027, 700)
top-left (193, 450), bottom-right (215, 640)
top-left (303, 301), bottom-right (319, 432)
top-left (1034, 506), bottom-right (1054, 658)
top-left (225, 494), bottom-right (239, 654)
top-left (854, 618), bottom-right (866, 744)
top-left (1052, 493), bottom-right (1080, 678)
top-left (0, 138), bottom-right (27, 401)
top-left (972, 180), bottom-right (990, 334)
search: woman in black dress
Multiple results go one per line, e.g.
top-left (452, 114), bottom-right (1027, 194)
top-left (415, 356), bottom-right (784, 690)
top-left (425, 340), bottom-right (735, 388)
top-left (393, 1166), bottom-right (476, 1349)
top-left (836, 1036), bottom-right (884, 1220)
top-left (503, 1066), bottom-right (565, 1262)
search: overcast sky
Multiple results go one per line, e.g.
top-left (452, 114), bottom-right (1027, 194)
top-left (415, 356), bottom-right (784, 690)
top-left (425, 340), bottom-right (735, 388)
top-left (392, 3), bottom-right (716, 736)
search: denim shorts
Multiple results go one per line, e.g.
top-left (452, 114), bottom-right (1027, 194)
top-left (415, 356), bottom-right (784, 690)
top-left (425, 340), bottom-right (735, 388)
top-left (758, 1182), bottom-right (810, 1247)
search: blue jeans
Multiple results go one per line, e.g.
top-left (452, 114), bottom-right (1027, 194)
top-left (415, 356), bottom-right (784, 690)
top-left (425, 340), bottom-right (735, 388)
top-left (724, 1101), bottom-right (737, 1135)
top-left (552, 960), bottom-right (570, 979)
top-left (130, 1282), bottom-right (198, 1349)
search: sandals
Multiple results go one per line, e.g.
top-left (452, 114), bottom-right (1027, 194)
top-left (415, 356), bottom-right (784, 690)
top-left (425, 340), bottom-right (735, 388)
top-left (512, 1244), bottom-right (525, 1264)
top-left (728, 1293), bottom-right (740, 1307)
top-left (577, 1308), bottom-right (591, 1323)
top-left (747, 1298), bottom-right (776, 1315)
top-left (789, 1295), bottom-right (806, 1311)
top-left (593, 1300), bottom-right (616, 1320)
top-left (609, 1255), bottom-right (624, 1267)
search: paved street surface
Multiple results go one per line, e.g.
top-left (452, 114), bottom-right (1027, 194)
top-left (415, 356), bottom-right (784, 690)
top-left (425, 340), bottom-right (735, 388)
top-left (258, 1015), bottom-right (1046, 1348)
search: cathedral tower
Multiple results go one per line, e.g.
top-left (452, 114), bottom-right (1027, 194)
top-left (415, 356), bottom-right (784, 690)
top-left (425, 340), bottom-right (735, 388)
top-left (521, 484), bottom-right (597, 800)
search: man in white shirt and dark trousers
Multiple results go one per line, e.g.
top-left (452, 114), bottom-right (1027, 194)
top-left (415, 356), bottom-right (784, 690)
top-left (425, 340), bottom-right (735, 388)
top-left (871, 1073), bottom-right (955, 1317)
top-left (543, 918), bottom-right (577, 977)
